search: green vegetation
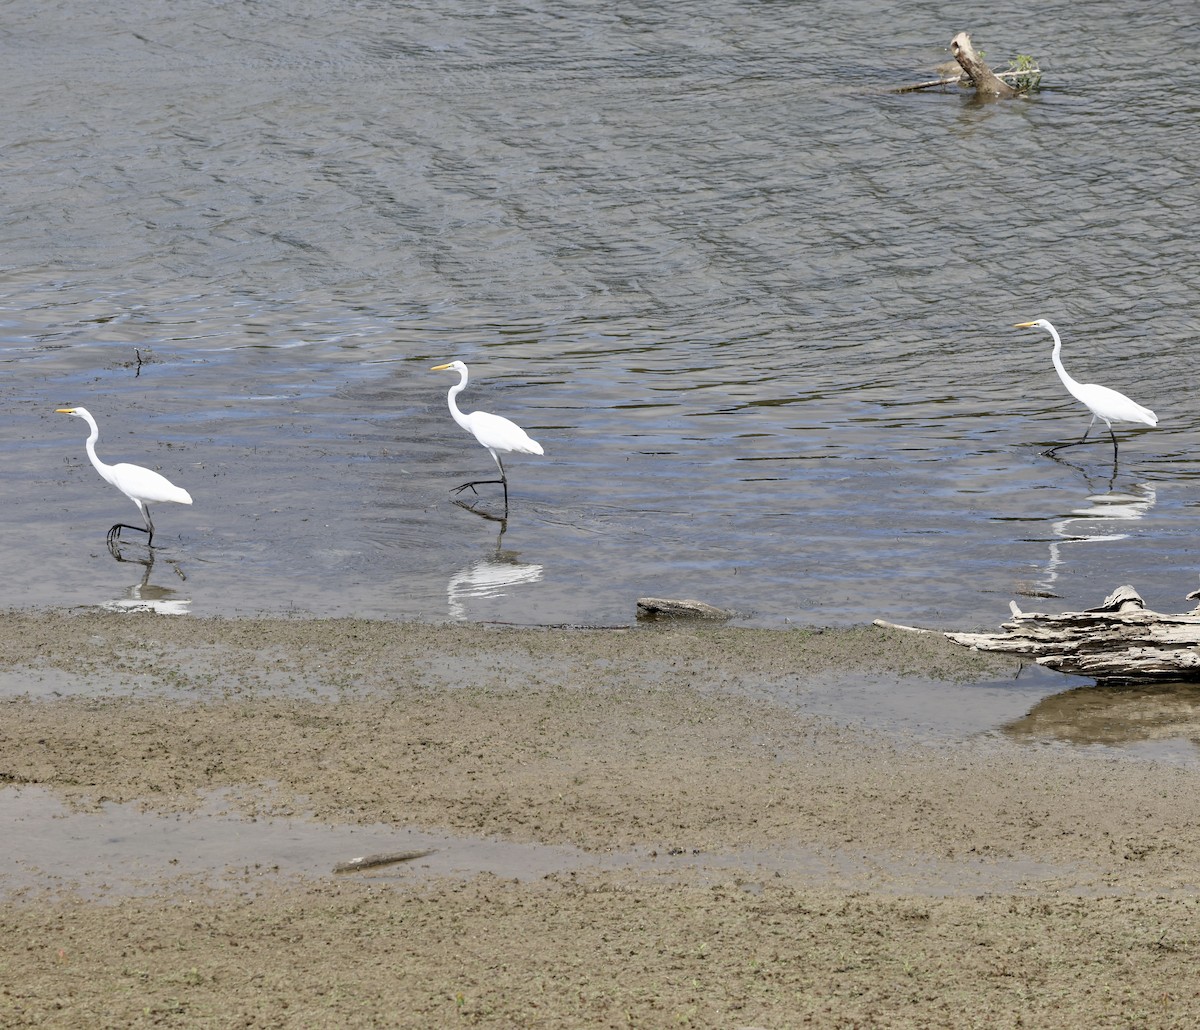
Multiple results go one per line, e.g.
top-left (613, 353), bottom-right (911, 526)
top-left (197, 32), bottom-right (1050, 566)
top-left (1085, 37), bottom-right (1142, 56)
top-left (1009, 54), bottom-right (1043, 93)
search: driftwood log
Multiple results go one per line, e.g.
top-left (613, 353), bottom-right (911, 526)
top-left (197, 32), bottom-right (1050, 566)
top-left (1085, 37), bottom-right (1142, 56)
top-left (880, 586), bottom-right (1200, 683)
top-left (893, 32), bottom-right (1039, 96)
top-left (949, 31), bottom-right (1018, 97)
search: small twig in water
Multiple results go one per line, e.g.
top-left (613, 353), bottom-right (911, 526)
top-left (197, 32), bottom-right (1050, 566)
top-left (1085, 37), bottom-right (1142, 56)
top-left (332, 850), bottom-right (435, 874)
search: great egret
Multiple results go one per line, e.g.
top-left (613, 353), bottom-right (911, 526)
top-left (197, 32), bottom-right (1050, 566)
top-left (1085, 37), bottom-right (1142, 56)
top-left (430, 360), bottom-right (544, 508)
top-left (1014, 319), bottom-right (1157, 459)
top-left (56, 406), bottom-right (193, 546)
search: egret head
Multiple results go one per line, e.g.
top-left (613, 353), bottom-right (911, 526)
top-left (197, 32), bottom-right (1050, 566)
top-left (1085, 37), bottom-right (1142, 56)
top-left (56, 406), bottom-right (87, 419)
top-left (1013, 319), bottom-right (1049, 331)
top-left (430, 360), bottom-right (467, 373)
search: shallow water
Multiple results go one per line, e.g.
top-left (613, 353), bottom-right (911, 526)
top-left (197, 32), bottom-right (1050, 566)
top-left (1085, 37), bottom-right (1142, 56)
top-left (2, 1), bottom-right (1199, 630)
top-left (0, 785), bottom-right (1074, 900)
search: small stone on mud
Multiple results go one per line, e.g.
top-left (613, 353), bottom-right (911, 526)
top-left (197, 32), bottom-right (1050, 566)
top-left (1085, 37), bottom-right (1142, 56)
top-left (636, 597), bottom-right (735, 620)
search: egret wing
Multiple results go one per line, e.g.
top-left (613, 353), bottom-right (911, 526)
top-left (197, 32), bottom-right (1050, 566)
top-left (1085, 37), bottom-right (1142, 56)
top-left (465, 410), bottom-right (544, 455)
top-left (1076, 383), bottom-right (1157, 426)
top-left (111, 462), bottom-right (194, 504)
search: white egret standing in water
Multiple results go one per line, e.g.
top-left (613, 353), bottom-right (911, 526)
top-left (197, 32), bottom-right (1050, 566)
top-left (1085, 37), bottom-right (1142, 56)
top-left (1014, 319), bottom-right (1157, 459)
top-left (430, 360), bottom-right (544, 508)
top-left (56, 406), bottom-right (193, 546)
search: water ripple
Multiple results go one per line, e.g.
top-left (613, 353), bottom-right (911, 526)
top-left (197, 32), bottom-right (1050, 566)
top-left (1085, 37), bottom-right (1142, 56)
top-left (0, 0), bottom-right (1198, 627)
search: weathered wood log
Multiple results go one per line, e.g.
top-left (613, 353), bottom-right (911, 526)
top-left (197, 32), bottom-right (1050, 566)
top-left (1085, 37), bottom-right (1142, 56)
top-left (636, 597), bottom-right (736, 621)
top-left (949, 31), bottom-right (1018, 97)
top-left (939, 586), bottom-right (1200, 683)
top-left (891, 33), bottom-right (1039, 96)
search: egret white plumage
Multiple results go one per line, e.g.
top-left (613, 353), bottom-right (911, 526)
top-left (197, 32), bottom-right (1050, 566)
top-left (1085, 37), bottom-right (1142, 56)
top-left (1014, 319), bottom-right (1157, 460)
top-left (56, 406), bottom-right (193, 546)
top-left (430, 360), bottom-right (543, 508)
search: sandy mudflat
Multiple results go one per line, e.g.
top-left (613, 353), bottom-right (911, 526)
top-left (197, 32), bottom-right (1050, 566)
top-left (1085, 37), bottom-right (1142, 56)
top-left (1, 611), bottom-right (1199, 1027)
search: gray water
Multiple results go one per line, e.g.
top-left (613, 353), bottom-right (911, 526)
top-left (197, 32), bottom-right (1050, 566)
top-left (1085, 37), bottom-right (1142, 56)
top-left (2, 0), bottom-right (1199, 629)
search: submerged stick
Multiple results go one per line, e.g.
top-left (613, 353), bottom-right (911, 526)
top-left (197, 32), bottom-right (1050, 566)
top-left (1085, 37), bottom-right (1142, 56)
top-left (872, 619), bottom-right (937, 634)
top-left (891, 68), bottom-right (1039, 94)
top-left (333, 850), bottom-right (435, 874)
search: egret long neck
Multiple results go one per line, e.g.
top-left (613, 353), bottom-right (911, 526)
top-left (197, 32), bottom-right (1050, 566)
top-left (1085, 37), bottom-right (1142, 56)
top-left (81, 416), bottom-right (115, 483)
top-left (446, 369), bottom-right (472, 432)
top-left (1049, 329), bottom-right (1082, 395)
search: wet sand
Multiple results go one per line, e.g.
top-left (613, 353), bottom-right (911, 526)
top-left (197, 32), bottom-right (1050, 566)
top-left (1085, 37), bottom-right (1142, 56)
top-left (2, 612), bottom-right (1199, 1027)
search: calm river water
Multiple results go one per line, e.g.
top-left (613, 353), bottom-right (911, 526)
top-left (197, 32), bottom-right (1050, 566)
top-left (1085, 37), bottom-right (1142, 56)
top-left (2, 0), bottom-right (1198, 629)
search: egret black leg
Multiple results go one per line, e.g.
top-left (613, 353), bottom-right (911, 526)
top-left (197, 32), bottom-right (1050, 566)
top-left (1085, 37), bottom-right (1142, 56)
top-left (452, 478), bottom-right (506, 497)
top-left (1044, 418), bottom-right (1095, 457)
top-left (451, 454), bottom-right (510, 510)
top-left (107, 523), bottom-right (151, 546)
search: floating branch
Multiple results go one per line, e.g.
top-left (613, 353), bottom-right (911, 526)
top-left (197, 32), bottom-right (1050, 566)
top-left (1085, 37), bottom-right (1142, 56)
top-left (898, 586), bottom-right (1200, 684)
top-left (892, 32), bottom-right (1041, 96)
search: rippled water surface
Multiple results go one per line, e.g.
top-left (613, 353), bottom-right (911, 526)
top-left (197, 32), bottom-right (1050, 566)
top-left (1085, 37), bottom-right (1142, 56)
top-left (2, 0), bottom-right (1199, 628)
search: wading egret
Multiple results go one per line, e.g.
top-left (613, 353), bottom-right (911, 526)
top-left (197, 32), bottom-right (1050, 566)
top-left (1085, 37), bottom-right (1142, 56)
top-left (430, 361), bottom-right (544, 508)
top-left (56, 407), bottom-right (193, 546)
top-left (1014, 319), bottom-right (1157, 460)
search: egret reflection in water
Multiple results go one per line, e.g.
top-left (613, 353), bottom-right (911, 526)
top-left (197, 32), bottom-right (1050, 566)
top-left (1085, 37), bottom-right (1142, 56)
top-left (102, 545), bottom-right (191, 616)
top-left (447, 552), bottom-right (544, 621)
top-left (1034, 481), bottom-right (1157, 596)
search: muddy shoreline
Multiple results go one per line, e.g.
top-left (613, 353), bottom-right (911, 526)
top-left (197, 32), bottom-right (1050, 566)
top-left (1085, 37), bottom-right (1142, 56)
top-left (2, 612), bottom-right (1199, 1026)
